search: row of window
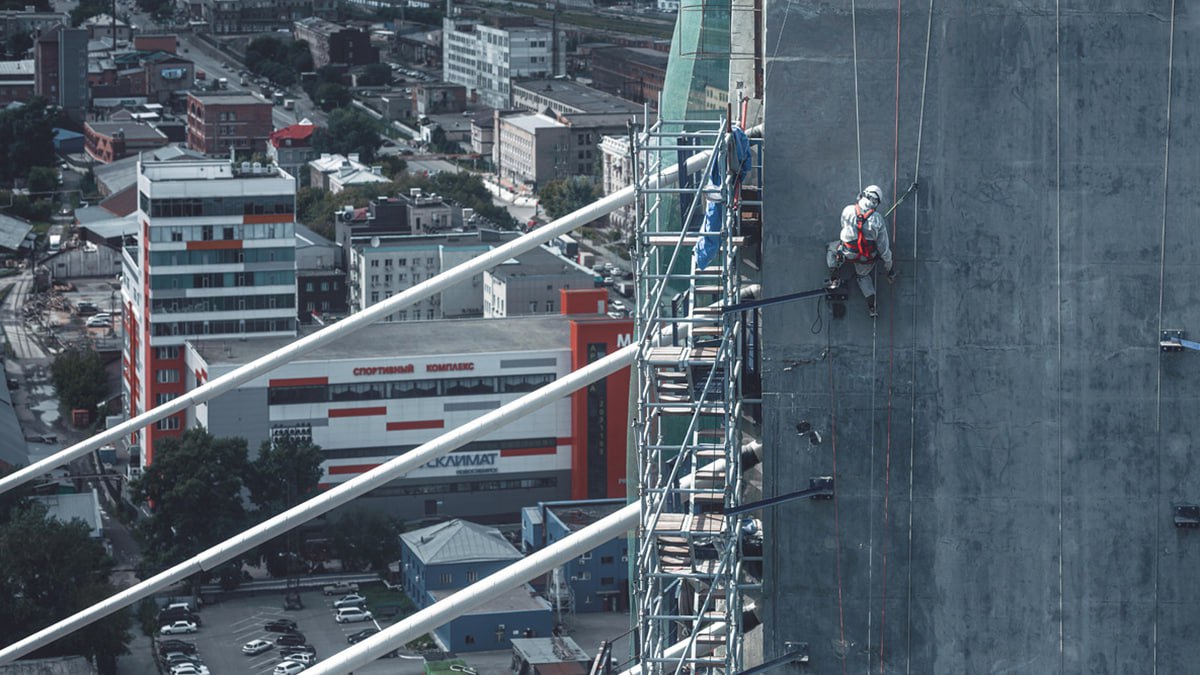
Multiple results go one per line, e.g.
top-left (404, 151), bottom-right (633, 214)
top-left (321, 437), bottom-right (557, 461)
top-left (302, 280), bottom-right (341, 292)
top-left (151, 317), bottom-right (295, 337)
top-left (268, 372), bottom-right (556, 405)
top-left (141, 193), bottom-right (294, 219)
top-left (367, 476), bottom-right (557, 498)
top-left (368, 257), bottom-right (438, 267)
top-left (148, 222), bottom-right (295, 243)
top-left (151, 293), bottom-right (295, 314)
top-left (149, 247), bottom-right (295, 266)
top-left (149, 270), bottom-right (295, 290)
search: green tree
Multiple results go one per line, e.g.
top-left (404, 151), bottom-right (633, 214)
top-left (69, 0), bottom-right (109, 26)
top-left (358, 63), bottom-right (392, 86)
top-left (0, 502), bottom-right (132, 673)
top-left (245, 37), bottom-right (313, 87)
top-left (129, 428), bottom-right (250, 570)
top-left (246, 437), bottom-right (324, 512)
top-left (328, 510), bottom-right (401, 572)
top-left (427, 126), bottom-right (460, 155)
top-left (27, 166), bottom-right (58, 195)
top-left (4, 31), bottom-right (32, 58)
top-left (312, 108), bottom-right (383, 162)
top-left (0, 98), bottom-right (58, 184)
top-left (49, 348), bottom-right (109, 417)
top-left (314, 82), bottom-right (352, 111)
top-left (538, 176), bottom-right (602, 220)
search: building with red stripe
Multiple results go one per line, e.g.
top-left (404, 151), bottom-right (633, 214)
top-left (184, 289), bottom-right (631, 522)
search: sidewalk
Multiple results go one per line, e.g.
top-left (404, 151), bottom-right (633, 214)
top-left (483, 176), bottom-right (537, 207)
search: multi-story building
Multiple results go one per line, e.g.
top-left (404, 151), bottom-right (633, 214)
top-left (347, 230), bottom-right (493, 321)
top-left (293, 17), bottom-right (378, 68)
top-left (442, 16), bottom-right (563, 109)
top-left (204, 0), bottom-right (311, 34)
top-left (589, 46), bottom-right (667, 110)
top-left (267, 121), bottom-right (318, 187)
top-left (413, 82), bottom-right (466, 116)
top-left (494, 113), bottom-right (568, 189)
top-left (82, 14), bottom-right (132, 45)
top-left (482, 245), bottom-right (595, 318)
top-left (308, 153), bottom-right (389, 193)
top-left (186, 92), bottom-right (274, 156)
top-left (0, 9), bottom-right (67, 46)
top-left (84, 122), bottom-right (170, 163)
top-left (181, 296), bottom-right (632, 520)
top-left (521, 499), bottom-right (629, 612)
top-left (121, 157), bottom-right (297, 465)
top-left (34, 25), bottom-right (88, 122)
top-left (599, 135), bottom-right (634, 234)
top-left (0, 60), bottom-right (34, 107)
top-left (295, 223), bottom-right (346, 324)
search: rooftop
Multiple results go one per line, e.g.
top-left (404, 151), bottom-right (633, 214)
top-left (31, 491), bottom-right (103, 539)
top-left (190, 314), bottom-right (572, 366)
top-left (189, 93), bottom-right (268, 106)
top-left (513, 79), bottom-right (642, 115)
top-left (0, 213), bottom-right (34, 252)
top-left (505, 113), bottom-right (565, 134)
top-left (543, 499), bottom-right (625, 532)
top-left (0, 60), bottom-right (34, 77)
top-left (510, 637), bottom-right (590, 665)
top-left (269, 121), bottom-right (317, 148)
top-left (427, 583), bottom-right (549, 614)
top-left (487, 244), bottom-right (593, 279)
top-left (402, 519), bottom-right (524, 565)
top-left (86, 122), bottom-right (168, 141)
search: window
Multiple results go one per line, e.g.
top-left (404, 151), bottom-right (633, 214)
top-left (156, 393), bottom-right (177, 406)
top-left (580, 552), bottom-right (592, 561)
top-left (464, 635), bottom-right (475, 645)
top-left (305, 282), bottom-right (314, 292)
top-left (600, 556), bottom-right (614, 565)
top-left (155, 346), bottom-right (180, 359)
top-left (320, 281), bottom-right (330, 291)
top-left (466, 571), bottom-right (478, 583)
top-left (440, 573), bottom-right (452, 585)
top-left (157, 369), bottom-right (180, 383)
top-left (370, 259), bottom-right (380, 267)
top-left (157, 415), bottom-right (181, 430)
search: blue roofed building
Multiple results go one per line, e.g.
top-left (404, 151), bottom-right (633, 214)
top-left (400, 519), bottom-right (550, 651)
top-left (525, 499), bottom-right (629, 613)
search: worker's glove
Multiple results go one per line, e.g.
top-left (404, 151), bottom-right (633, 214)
top-left (886, 266), bottom-right (898, 283)
top-left (834, 250), bottom-right (846, 265)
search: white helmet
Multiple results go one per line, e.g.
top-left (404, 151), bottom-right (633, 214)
top-left (859, 185), bottom-right (883, 209)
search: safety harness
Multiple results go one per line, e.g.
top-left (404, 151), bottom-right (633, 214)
top-left (840, 204), bottom-right (878, 262)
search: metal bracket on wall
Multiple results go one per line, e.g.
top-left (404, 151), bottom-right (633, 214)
top-left (1160, 329), bottom-right (1200, 352)
top-left (1174, 505), bottom-right (1200, 528)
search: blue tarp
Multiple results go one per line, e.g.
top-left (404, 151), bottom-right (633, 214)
top-left (694, 127), bottom-right (752, 270)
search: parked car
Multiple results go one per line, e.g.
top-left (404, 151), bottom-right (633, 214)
top-left (242, 639), bottom-right (273, 655)
top-left (157, 640), bottom-right (197, 656)
top-left (347, 627), bottom-right (378, 644)
top-left (75, 301), bottom-right (98, 315)
top-left (160, 620), bottom-right (197, 635)
top-left (164, 654), bottom-right (201, 669)
top-left (334, 607), bottom-right (373, 624)
top-left (86, 316), bottom-right (112, 328)
top-left (275, 632), bottom-right (307, 647)
top-left (322, 582), bottom-right (359, 596)
top-left (264, 619), bottom-right (298, 633)
top-left (158, 607), bottom-right (201, 626)
top-left (273, 661), bottom-right (307, 675)
top-left (333, 594), bottom-right (367, 609)
top-left (283, 652), bottom-right (317, 666)
top-left (169, 664), bottom-right (209, 675)
top-left (279, 645), bottom-right (317, 660)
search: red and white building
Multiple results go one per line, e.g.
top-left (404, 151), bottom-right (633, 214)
top-left (121, 157), bottom-right (298, 465)
top-left (183, 289), bottom-right (631, 522)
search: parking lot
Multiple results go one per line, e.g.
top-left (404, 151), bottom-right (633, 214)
top-left (135, 588), bottom-right (633, 674)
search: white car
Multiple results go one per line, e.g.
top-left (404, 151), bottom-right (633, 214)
top-left (242, 638), bottom-right (273, 655)
top-left (160, 620), bottom-right (197, 635)
top-left (332, 594), bottom-right (367, 609)
top-left (283, 652), bottom-right (317, 666)
top-left (274, 661), bottom-right (307, 675)
top-left (86, 316), bottom-right (112, 328)
top-left (321, 582), bottom-right (359, 596)
top-left (334, 607), bottom-right (373, 624)
top-left (169, 665), bottom-right (209, 675)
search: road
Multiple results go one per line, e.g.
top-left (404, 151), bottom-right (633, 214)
top-left (1, 270), bottom-right (48, 360)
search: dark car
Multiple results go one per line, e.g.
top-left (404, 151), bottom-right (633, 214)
top-left (275, 632), bottom-right (307, 647)
top-left (158, 608), bottom-right (202, 626)
top-left (279, 645), bottom-right (317, 659)
top-left (264, 619), bottom-right (298, 633)
top-left (347, 628), bottom-right (378, 644)
top-left (157, 639), bottom-right (198, 656)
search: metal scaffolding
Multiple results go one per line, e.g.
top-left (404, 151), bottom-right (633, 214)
top-left (631, 114), bottom-right (763, 674)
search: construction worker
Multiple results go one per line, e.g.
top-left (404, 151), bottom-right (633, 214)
top-left (826, 184), bottom-right (897, 317)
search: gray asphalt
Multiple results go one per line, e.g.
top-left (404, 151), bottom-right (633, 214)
top-left (760, 2), bottom-right (1200, 673)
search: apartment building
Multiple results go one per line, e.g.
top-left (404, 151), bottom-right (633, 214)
top-left (442, 16), bottom-right (563, 109)
top-left (186, 92), bottom-right (273, 156)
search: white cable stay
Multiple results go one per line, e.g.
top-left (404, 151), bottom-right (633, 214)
top-left (0, 344), bottom-right (636, 663)
top-left (0, 144), bottom-right (717, 497)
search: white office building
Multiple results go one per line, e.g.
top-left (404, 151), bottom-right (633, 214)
top-left (442, 17), bottom-right (563, 109)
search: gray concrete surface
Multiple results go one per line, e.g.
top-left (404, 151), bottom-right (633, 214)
top-left (760, 2), bottom-right (1200, 672)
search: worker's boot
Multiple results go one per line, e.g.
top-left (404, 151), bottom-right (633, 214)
top-left (866, 295), bottom-right (878, 318)
top-left (826, 269), bottom-right (842, 290)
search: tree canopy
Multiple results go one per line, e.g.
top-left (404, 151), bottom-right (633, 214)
top-left (328, 510), bottom-right (401, 572)
top-left (50, 348), bottom-right (109, 417)
top-left (538, 176), bottom-right (602, 220)
top-left (246, 437), bottom-right (325, 512)
top-left (129, 428), bottom-right (251, 569)
top-left (245, 37), bottom-right (314, 88)
top-left (312, 108), bottom-right (382, 162)
top-left (357, 63), bottom-right (393, 87)
top-left (0, 502), bottom-right (132, 672)
top-left (0, 98), bottom-right (59, 185)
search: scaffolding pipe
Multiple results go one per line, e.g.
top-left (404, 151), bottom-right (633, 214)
top-left (616, 624), bottom-right (727, 675)
top-left (0, 345), bottom-right (637, 663)
top-left (305, 503), bottom-right (641, 674)
top-left (0, 145), bottom-right (718, 497)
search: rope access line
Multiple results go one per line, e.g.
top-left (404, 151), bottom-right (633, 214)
top-left (904, 2), bottom-right (935, 672)
top-left (1151, 3), bottom-right (1177, 673)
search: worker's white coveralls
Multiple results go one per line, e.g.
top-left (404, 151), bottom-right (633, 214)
top-left (826, 202), bottom-right (893, 299)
